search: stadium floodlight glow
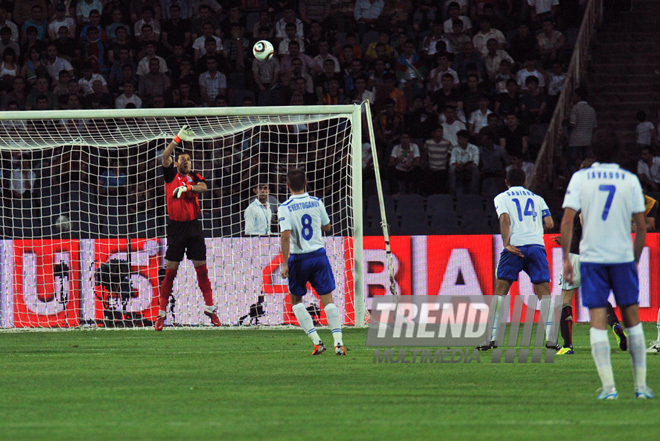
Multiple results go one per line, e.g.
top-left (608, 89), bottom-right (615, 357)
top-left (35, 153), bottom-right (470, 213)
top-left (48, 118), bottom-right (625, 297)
top-left (0, 105), bottom-right (373, 329)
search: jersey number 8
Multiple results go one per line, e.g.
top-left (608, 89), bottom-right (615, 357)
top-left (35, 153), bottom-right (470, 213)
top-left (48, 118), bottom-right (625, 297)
top-left (301, 214), bottom-right (313, 240)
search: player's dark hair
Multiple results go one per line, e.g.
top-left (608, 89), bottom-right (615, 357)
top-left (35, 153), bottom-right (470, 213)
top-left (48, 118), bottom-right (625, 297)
top-left (637, 110), bottom-right (647, 122)
top-left (177, 150), bottom-right (192, 160)
top-left (591, 127), bottom-right (620, 163)
top-left (507, 167), bottom-right (526, 187)
top-left (287, 168), bottom-right (306, 192)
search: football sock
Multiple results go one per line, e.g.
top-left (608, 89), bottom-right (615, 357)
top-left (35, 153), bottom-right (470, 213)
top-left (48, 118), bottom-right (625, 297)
top-left (194, 264), bottom-right (214, 306)
top-left (627, 323), bottom-right (648, 390)
top-left (159, 269), bottom-right (177, 312)
top-left (560, 305), bottom-right (573, 347)
top-left (292, 303), bottom-right (321, 345)
top-left (605, 302), bottom-right (619, 327)
top-left (656, 308), bottom-right (660, 343)
top-left (490, 296), bottom-right (503, 342)
top-left (324, 303), bottom-right (343, 346)
top-left (590, 327), bottom-right (616, 392)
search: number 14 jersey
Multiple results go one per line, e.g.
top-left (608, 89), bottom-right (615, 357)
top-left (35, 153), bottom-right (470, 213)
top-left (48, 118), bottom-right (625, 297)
top-left (278, 192), bottom-right (331, 255)
top-left (494, 186), bottom-right (551, 247)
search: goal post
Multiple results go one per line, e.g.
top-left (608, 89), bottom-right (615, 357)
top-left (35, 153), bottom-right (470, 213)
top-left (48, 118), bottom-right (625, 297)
top-left (0, 105), bottom-right (368, 329)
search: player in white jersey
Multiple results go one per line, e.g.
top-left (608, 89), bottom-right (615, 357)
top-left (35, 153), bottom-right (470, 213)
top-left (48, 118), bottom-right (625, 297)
top-left (478, 167), bottom-right (555, 350)
top-left (278, 168), bottom-right (346, 356)
top-left (561, 128), bottom-right (653, 400)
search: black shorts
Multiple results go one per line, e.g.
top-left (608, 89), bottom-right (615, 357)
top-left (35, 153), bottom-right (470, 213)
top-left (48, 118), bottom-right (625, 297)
top-left (165, 219), bottom-right (206, 262)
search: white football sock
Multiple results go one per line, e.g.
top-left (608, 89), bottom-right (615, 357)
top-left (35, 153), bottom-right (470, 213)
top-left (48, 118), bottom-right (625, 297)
top-left (292, 303), bottom-right (321, 345)
top-left (545, 296), bottom-right (555, 343)
top-left (656, 308), bottom-right (660, 343)
top-left (490, 296), bottom-right (503, 342)
top-left (590, 327), bottom-right (616, 392)
top-left (324, 303), bottom-right (343, 346)
top-left (627, 323), bottom-right (647, 390)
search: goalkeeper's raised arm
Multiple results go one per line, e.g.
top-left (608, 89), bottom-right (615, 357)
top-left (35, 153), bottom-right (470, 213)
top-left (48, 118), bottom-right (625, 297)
top-left (162, 125), bottom-right (195, 167)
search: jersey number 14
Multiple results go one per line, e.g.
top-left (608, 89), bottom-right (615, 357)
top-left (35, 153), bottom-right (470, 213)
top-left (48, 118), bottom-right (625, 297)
top-left (512, 198), bottom-right (537, 222)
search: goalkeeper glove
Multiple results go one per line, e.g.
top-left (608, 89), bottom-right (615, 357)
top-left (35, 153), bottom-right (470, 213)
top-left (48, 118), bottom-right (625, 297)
top-left (173, 125), bottom-right (194, 144)
top-left (173, 184), bottom-right (192, 199)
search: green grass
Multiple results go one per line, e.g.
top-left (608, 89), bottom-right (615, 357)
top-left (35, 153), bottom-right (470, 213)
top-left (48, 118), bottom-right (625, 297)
top-left (0, 324), bottom-right (658, 441)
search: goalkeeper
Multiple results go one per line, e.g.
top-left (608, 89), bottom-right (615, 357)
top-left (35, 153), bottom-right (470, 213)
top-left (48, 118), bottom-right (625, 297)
top-left (154, 125), bottom-right (221, 330)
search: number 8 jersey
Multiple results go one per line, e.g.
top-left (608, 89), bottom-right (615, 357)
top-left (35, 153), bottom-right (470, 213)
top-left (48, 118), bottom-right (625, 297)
top-left (563, 163), bottom-right (645, 263)
top-left (494, 186), bottom-right (551, 246)
top-left (278, 192), bottom-right (331, 254)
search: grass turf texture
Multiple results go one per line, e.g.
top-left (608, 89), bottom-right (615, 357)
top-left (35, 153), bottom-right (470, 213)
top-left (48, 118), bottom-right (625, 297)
top-left (0, 324), bottom-right (657, 441)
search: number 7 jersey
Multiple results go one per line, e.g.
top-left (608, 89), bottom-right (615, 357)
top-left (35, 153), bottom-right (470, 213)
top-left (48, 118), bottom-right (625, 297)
top-left (563, 163), bottom-right (645, 263)
top-left (494, 186), bottom-right (551, 246)
top-left (278, 192), bottom-right (331, 255)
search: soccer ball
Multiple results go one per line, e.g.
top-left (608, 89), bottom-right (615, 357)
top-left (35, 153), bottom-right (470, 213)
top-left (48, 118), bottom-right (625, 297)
top-left (55, 215), bottom-right (71, 232)
top-left (253, 40), bottom-right (274, 61)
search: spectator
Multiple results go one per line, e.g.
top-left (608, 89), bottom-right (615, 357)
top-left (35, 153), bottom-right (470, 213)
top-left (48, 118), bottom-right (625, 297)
top-left (479, 129), bottom-right (508, 198)
top-left (461, 73), bottom-right (486, 117)
top-left (44, 44), bottom-right (74, 85)
top-left (1, 76), bottom-right (27, 110)
top-left (314, 58), bottom-right (343, 103)
top-left (0, 27), bottom-right (18, 60)
top-left (161, 0), bottom-right (190, 19)
top-left (636, 110), bottom-right (655, 150)
top-left (446, 18), bottom-right (471, 54)
top-left (76, 0), bottom-right (103, 25)
top-left (278, 22), bottom-right (305, 55)
top-left (21, 25), bottom-right (46, 59)
top-left (346, 74), bottom-right (373, 104)
top-left (495, 78), bottom-right (521, 118)
top-left (109, 48), bottom-right (136, 90)
top-left (312, 40), bottom-right (340, 74)
top-left (483, 38), bottom-right (513, 81)
top-left (303, 20), bottom-right (324, 58)
top-left (78, 62), bottom-right (109, 96)
top-left (638, 146), bottom-right (660, 192)
top-left (253, 50), bottom-right (281, 99)
top-left (21, 46), bottom-right (47, 86)
top-left (0, 47), bottom-right (17, 90)
top-left (442, 104), bottom-right (467, 149)
top-left (79, 9), bottom-right (103, 42)
top-left (505, 155), bottom-right (534, 182)
top-left (48, 3), bottom-right (76, 41)
top-left (115, 81), bottom-right (142, 108)
top-left (536, 18), bottom-right (565, 67)
top-left (354, 0), bottom-right (385, 41)
top-left (421, 20), bottom-right (452, 61)
top-left (320, 77), bottom-right (343, 105)
top-left (449, 129), bottom-right (479, 194)
top-left (547, 60), bottom-right (566, 107)
top-left (567, 86), bottom-right (597, 173)
top-left (374, 72), bottom-right (406, 114)
top-left (198, 57), bottom-right (227, 106)
top-left (53, 26), bottom-right (81, 65)
top-left (165, 43), bottom-right (187, 80)
top-left (508, 21), bottom-right (536, 68)
top-left (11, 156), bottom-right (37, 198)
top-left (106, 9), bottom-right (131, 43)
top-left (428, 53), bottom-right (459, 92)
top-left (388, 132), bottom-right (421, 196)
top-left (279, 40), bottom-right (314, 76)
top-left (21, 5), bottom-right (48, 41)
top-left (468, 94), bottom-right (493, 135)
top-left (443, 2), bottom-right (471, 34)
top-left (345, 58), bottom-right (365, 95)
top-left (161, 4), bottom-right (192, 52)
top-left (364, 30), bottom-right (395, 63)
top-left (374, 98), bottom-right (404, 159)
top-left (528, 0), bottom-right (559, 24)
top-left (516, 57), bottom-right (545, 92)
top-left (224, 23), bottom-right (249, 74)
top-left (432, 72), bottom-right (463, 112)
top-left (134, 7), bottom-right (161, 41)
top-left (137, 41), bottom-right (168, 76)
top-left (107, 26), bottom-right (134, 65)
top-left (394, 39), bottom-right (427, 89)
top-left (219, 4), bottom-right (245, 38)
top-left (26, 76), bottom-right (59, 110)
top-left (54, 70), bottom-right (72, 98)
top-left (193, 23), bottom-right (223, 63)
top-left (472, 16), bottom-right (505, 56)
top-left (519, 76), bottom-right (548, 125)
top-left (139, 57), bottom-right (171, 105)
top-left (0, 6), bottom-right (18, 42)
top-left (99, 158), bottom-right (128, 196)
top-left (492, 59), bottom-right (514, 94)
top-left (81, 26), bottom-right (106, 73)
top-left (423, 125), bottom-right (451, 194)
top-left (452, 40), bottom-right (484, 82)
top-left (170, 81), bottom-right (201, 107)
top-left (192, 4), bottom-right (221, 39)
top-left (499, 112), bottom-right (528, 160)
top-left (84, 79), bottom-right (114, 109)
top-left (282, 57), bottom-right (314, 97)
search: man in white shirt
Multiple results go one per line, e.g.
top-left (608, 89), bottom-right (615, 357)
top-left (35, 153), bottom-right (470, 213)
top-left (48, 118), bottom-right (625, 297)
top-left (449, 130), bottom-right (479, 194)
top-left (244, 183), bottom-right (274, 236)
top-left (278, 168), bottom-right (345, 356)
top-left (44, 44), bottom-right (74, 85)
top-left (478, 167), bottom-right (554, 350)
top-left (115, 81), bottom-right (142, 108)
top-left (561, 128), bottom-right (652, 400)
top-left (442, 105), bottom-right (467, 149)
top-left (637, 146), bottom-right (660, 192)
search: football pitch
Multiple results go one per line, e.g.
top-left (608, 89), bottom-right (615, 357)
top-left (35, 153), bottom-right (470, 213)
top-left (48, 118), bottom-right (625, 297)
top-left (1, 324), bottom-right (657, 441)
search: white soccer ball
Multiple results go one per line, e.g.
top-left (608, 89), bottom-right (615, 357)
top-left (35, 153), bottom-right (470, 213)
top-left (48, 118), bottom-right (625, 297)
top-left (55, 215), bottom-right (71, 232)
top-left (253, 40), bottom-right (274, 61)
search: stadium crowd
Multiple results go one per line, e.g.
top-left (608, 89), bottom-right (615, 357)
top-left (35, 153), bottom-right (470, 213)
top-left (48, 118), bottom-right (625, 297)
top-left (0, 0), bottom-right (612, 235)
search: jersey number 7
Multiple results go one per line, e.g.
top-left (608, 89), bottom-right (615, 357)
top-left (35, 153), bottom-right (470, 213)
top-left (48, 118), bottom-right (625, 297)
top-left (598, 185), bottom-right (616, 221)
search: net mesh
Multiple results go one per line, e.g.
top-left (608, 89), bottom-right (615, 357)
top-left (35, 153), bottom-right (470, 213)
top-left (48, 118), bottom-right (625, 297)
top-left (0, 109), bottom-right (361, 329)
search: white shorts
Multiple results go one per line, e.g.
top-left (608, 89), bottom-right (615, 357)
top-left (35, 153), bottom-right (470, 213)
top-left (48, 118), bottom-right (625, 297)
top-left (559, 253), bottom-right (581, 291)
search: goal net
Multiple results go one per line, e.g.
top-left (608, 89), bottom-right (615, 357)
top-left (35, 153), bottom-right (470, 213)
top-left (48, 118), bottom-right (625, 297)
top-left (0, 106), bottom-right (365, 329)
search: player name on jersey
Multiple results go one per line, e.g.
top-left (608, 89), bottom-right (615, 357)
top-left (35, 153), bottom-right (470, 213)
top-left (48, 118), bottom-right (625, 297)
top-left (285, 200), bottom-right (320, 212)
top-left (585, 170), bottom-right (627, 180)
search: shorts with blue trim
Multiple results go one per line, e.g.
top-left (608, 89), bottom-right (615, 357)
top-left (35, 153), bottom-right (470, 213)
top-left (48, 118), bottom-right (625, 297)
top-left (496, 244), bottom-right (550, 284)
top-left (288, 248), bottom-right (336, 296)
top-left (580, 261), bottom-right (639, 309)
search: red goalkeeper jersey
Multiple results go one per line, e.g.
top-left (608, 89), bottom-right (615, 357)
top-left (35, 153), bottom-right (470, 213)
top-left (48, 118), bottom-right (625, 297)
top-left (163, 163), bottom-right (205, 222)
